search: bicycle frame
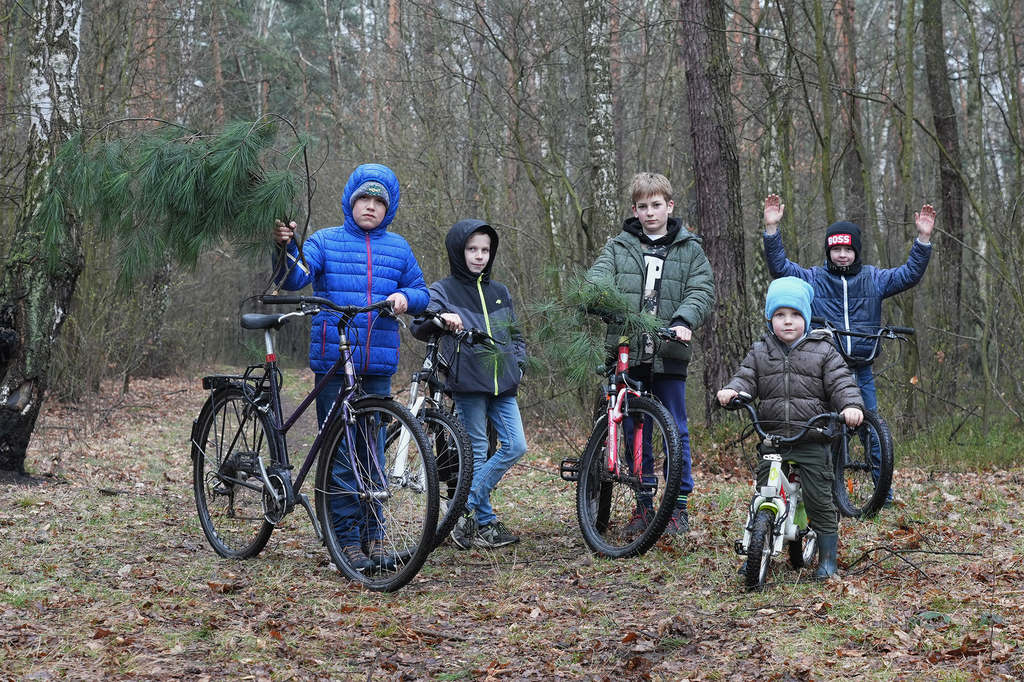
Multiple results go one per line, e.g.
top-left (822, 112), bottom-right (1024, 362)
top-left (605, 339), bottom-right (645, 476)
top-left (740, 452), bottom-right (806, 557)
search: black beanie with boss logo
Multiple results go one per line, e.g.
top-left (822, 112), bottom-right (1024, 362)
top-left (825, 220), bottom-right (862, 275)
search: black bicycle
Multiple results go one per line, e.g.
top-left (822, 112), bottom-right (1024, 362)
top-left (394, 309), bottom-right (500, 547)
top-left (191, 295), bottom-right (438, 592)
top-left (813, 316), bottom-right (910, 518)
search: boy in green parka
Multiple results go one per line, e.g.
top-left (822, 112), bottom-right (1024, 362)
top-left (585, 172), bottom-right (715, 534)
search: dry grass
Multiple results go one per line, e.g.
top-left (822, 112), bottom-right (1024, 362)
top-left (1, 374), bottom-right (1022, 680)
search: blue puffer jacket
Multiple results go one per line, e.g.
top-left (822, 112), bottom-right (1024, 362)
top-left (763, 231), bottom-right (931, 360)
top-left (275, 164), bottom-right (429, 376)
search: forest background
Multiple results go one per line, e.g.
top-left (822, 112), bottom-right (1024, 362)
top-left (2, 0), bottom-right (1023, 471)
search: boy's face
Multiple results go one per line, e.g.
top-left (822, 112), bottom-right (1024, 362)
top-left (771, 306), bottom-right (805, 344)
top-left (464, 231), bottom-right (491, 274)
top-left (632, 193), bottom-right (674, 236)
top-left (353, 196), bottom-right (388, 230)
top-left (829, 245), bottom-right (856, 267)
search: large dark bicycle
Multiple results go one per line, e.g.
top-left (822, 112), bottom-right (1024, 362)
top-left (191, 295), bottom-right (438, 592)
top-left (813, 316), bottom-right (911, 518)
top-left (560, 312), bottom-right (686, 558)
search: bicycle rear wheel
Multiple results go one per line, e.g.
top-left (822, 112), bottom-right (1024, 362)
top-left (787, 528), bottom-right (817, 569)
top-left (832, 409), bottom-right (894, 518)
top-left (191, 386), bottom-right (276, 559)
top-left (745, 509), bottom-right (776, 590)
top-left (315, 397), bottom-right (438, 592)
top-left (576, 394), bottom-right (683, 558)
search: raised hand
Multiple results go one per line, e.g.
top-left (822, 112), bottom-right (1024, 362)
top-left (273, 219), bottom-right (296, 245)
top-left (915, 203), bottom-right (936, 243)
top-left (764, 194), bottom-right (785, 234)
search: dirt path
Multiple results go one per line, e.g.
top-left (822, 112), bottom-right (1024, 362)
top-left (1, 376), bottom-right (1021, 679)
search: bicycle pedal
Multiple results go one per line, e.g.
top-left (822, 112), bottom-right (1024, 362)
top-left (734, 540), bottom-right (746, 555)
top-left (559, 458), bottom-right (580, 482)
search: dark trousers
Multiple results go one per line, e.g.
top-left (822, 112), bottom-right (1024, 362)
top-left (756, 441), bottom-right (838, 535)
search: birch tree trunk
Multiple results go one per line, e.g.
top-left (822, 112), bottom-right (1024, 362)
top-left (0, 0), bottom-right (83, 476)
top-left (583, 0), bottom-right (619, 251)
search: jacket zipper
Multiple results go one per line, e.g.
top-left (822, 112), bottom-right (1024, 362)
top-left (363, 233), bottom-right (373, 373)
top-left (842, 276), bottom-right (852, 354)
top-left (476, 275), bottom-right (498, 395)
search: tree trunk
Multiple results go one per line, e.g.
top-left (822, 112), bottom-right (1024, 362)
top-left (922, 0), bottom-right (965, 337)
top-left (583, 0), bottom-right (618, 252)
top-left (0, 0), bottom-right (83, 476)
top-left (679, 0), bottom-right (749, 425)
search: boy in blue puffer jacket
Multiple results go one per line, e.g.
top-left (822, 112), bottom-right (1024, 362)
top-left (761, 194), bottom-right (935, 503)
top-left (272, 163), bottom-right (429, 572)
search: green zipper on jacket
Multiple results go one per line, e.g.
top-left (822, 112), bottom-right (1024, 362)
top-left (476, 274), bottom-right (498, 395)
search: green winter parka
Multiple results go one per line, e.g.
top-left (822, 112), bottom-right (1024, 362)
top-left (585, 217), bottom-right (715, 376)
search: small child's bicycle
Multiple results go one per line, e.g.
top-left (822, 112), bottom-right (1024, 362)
top-left (724, 392), bottom-right (842, 590)
top-left (560, 312), bottom-right (685, 558)
top-left (812, 316), bottom-right (910, 517)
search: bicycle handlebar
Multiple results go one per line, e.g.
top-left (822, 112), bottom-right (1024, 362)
top-left (416, 309), bottom-right (496, 346)
top-left (583, 307), bottom-right (687, 345)
top-left (810, 316), bottom-right (915, 339)
top-left (260, 294), bottom-right (395, 318)
top-left (724, 391), bottom-right (841, 445)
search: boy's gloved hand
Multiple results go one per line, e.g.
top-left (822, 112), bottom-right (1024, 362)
top-left (841, 406), bottom-right (864, 427)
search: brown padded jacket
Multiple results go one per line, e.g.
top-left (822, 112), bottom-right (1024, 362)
top-left (724, 329), bottom-right (864, 441)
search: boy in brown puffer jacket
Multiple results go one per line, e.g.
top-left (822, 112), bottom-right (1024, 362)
top-left (717, 276), bottom-right (864, 579)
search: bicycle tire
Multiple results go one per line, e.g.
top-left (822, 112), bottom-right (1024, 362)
top-left (787, 528), bottom-right (817, 569)
top-left (745, 509), bottom-right (776, 590)
top-left (191, 386), bottom-right (277, 559)
top-left (832, 409), bottom-right (894, 518)
top-left (576, 394), bottom-right (683, 558)
top-left (422, 408), bottom-right (473, 547)
top-left (315, 397), bottom-right (439, 592)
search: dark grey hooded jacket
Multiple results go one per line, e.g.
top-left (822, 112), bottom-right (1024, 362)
top-left (411, 219), bottom-right (527, 396)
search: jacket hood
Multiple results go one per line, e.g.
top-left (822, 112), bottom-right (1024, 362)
top-left (622, 216), bottom-right (684, 243)
top-left (341, 163), bottom-right (401, 235)
top-left (445, 219), bottom-right (499, 282)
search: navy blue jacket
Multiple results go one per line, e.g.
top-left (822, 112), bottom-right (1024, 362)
top-left (411, 219), bottom-right (526, 396)
top-left (763, 231), bottom-right (931, 359)
top-left (275, 164), bottom-right (429, 376)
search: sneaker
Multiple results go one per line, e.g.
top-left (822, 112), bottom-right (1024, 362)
top-left (451, 513), bottom-right (476, 550)
top-left (664, 508), bottom-right (689, 536)
top-left (341, 544), bottom-right (373, 573)
top-left (367, 539), bottom-right (397, 572)
top-left (475, 521), bottom-right (519, 548)
top-left (624, 505), bottom-right (653, 534)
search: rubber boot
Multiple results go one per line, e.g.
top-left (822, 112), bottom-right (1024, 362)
top-left (812, 532), bottom-right (839, 580)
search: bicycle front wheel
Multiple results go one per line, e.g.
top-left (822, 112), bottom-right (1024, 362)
top-left (745, 509), bottom-right (776, 590)
top-left (576, 394), bottom-right (683, 558)
top-left (832, 409), bottom-right (894, 518)
top-left (315, 397), bottom-right (439, 592)
top-left (422, 408), bottom-right (473, 547)
top-left (191, 386), bottom-right (277, 559)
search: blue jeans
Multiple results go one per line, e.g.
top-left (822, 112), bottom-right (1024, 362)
top-left (853, 364), bottom-right (891, 498)
top-left (452, 393), bottom-right (528, 526)
top-left (316, 374), bottom-right (392, 546)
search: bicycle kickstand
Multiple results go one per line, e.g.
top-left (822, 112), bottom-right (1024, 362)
top-left (296, 493), bottom-right (323, 543)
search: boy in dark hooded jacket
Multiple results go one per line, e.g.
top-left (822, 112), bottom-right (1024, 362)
top-left (718, 276), bottom-right (864, 579)
top-left (762, 195), bottom-right (935, 502)
top-left (412, 220), bottom-right (528, 549)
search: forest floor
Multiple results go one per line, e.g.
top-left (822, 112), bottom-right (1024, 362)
top-left (1, 374), bottom-right (1022, 680)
